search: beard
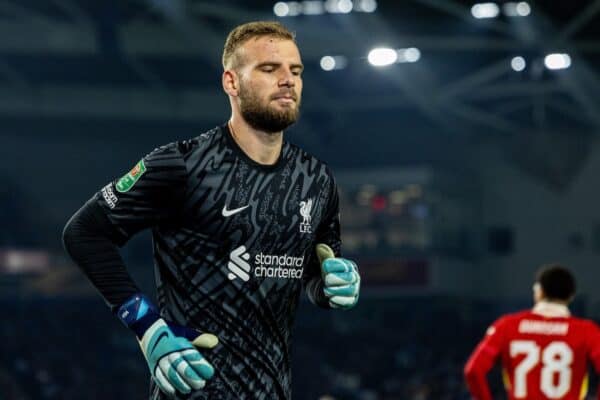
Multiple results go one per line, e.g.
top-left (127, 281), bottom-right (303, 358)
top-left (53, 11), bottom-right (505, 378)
top-left (238, 83), bottom-right (301, 134)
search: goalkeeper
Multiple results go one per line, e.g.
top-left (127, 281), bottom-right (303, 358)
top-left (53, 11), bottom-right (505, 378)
top-left (62, 21), bottom-right (360, 400)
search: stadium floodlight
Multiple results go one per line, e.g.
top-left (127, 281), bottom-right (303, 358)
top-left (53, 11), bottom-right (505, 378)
top-left (368, 48), bottom-right (398, 67)
top-left (275, 0), bottom-right (374, 16)
top-left (471, 2), bottom-right (500, 19)
top-left (287, 1), bottom-right (302, 16)
top-left (516, 1), bottom-right (531, 16)
top-left (503, 2), bottom-right (531, 17)
top-left (354, 0), bottom-right (377, 12)
top-left (302, 1), bottom-right (324, 15)
top-left (273, 2), bottom-right (289, 16)
top-left (338, 0), bottom-right (353, 13)
top-left (397, 47), bottom-right (421, 63)
top-left (511, 56), bottom-right (526, 71)
top-left (320, 56), bottom-right (336, 71)
top-left (324, 0), bottom-right (353, 13)
top-left (324, 0), bottom-right (337, 12)
top-left (544, 53), bottom-right (571, 70)
top-left (320, 56), bottom-right (347, 71)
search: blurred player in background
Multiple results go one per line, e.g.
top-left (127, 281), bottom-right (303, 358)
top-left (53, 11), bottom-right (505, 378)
top-left (464, 265), bottom-right (600, 400)
top-left (63, 21), bottom-right (360, 399)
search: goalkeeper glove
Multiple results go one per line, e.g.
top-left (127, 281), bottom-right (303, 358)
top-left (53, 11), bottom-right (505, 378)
top-left (117, 294), bottom-right (217, 397)
top-left (316, 244), bottom-right (360, 309)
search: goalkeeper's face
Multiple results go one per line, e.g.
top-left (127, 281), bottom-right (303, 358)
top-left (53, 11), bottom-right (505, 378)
top-left (230, 36), bottom-right (303, 133)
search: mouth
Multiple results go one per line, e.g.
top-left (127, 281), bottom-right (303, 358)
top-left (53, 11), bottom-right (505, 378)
top-left (272, 93), bottom-right (297, 103)
top-left (273, 97), bottom-right (295, 104)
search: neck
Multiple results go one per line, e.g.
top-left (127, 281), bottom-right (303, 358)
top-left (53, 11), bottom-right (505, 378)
top-left (229, 115), bottom-right (283, 165)
top-left (533, 300), bottom-right (570, 317)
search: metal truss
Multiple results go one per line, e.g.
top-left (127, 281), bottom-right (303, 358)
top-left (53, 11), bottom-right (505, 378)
top-left (0, 0), bottom-right (598, 136)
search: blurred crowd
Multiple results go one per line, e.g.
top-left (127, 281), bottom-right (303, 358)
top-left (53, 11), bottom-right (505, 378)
top-left (0, 296), bottom-right (597, 400)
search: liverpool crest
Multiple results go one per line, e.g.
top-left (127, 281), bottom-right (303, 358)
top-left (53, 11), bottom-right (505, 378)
top-left (299, 199), bottom-right (313, 234)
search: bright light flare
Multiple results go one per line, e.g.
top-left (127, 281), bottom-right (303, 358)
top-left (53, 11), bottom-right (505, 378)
top-left (471, 2), bottom-right (500, 19)
top-left (273, 2), bottom-right (289, 16)
top-left (398, 47), bottom-right (421, 63)
top-left (503, 2), bottom-right (531, 17)
top-left (320, 55), bottom-right (348, 71)
top-left (368, 48), bottom-right (398, 67)
top-left (516, 2), bottom-right (531, 16)
top-left (544, 53), bottom-right (571, 70)
top-left (338, 0), bottom-right (353, 13)
top-left (276, 0), bottom-right (375, 15)
top-left (325, 0), bottom-right (353, 13)
top-left (302, 0), bottom-right (324, 15)
top-left (354, 0), bottom-right (377, 12)
top-left (511, 56), bottom-right (526, 71)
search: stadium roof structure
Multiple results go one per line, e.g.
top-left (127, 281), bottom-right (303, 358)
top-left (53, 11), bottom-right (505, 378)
top-left (1, 0), bottom-right (599, 185)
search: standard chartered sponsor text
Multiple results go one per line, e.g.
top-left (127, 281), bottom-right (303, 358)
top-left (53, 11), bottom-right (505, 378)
top-left (254, 253), bottom-right (304, 279)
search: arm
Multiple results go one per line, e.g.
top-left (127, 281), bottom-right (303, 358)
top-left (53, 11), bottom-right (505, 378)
top-left (63, 143), bottom-right (216, 396)
top-left (303, 169), bottom-right (342, 309)
top-left (62, 197), bottom-right (139, 310)
top-left (585, 321), bottom-right (600, 400)
top-left (63, 144), bottom-right (187, 310)
top-left (464, 319), bottom-right (505, 400)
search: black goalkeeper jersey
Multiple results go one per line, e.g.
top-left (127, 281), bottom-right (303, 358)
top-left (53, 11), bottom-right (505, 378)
top-left (93, 124), bottom-right (341, 400)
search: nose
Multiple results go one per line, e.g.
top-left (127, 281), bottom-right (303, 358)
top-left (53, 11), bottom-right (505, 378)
top-left (278, 69), bottom-right (296, 88)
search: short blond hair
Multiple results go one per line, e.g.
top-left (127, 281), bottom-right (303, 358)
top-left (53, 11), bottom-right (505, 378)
top-left (222, 21), bottom-right (296, 70)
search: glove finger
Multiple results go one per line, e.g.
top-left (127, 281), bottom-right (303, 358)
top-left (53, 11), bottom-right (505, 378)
top-left (167, 324), bottom-right (219, 349)
top-left (192, 333), bottom-right (219, 349)
top-left (182, 348), bottom-right (215, 380)
top-left (325, 271), bottom-right (357, 286)
top-left (316, 243), bottom-right (335, 264)
top-left (324, 284), bottom-right (358, 297)
top-left (170, 353), bottom-right (206, 390)
top-left (154, 366), bottom-right (176, 397)
top-left (159, 354), bottom-right (191, 394)
top-left (329, 295), bottom-right (358, 309)
top-left (322, 259), bottom-right (354, 274)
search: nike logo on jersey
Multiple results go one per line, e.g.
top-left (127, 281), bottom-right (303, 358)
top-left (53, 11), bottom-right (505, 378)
top-left (222, 204), bottom-right (249, 217)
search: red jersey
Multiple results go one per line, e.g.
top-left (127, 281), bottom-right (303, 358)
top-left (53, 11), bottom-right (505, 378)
top-left (464, 302), bottom-right (600, 400)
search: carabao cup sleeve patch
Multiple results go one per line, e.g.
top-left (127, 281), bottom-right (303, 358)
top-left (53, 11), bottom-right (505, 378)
top-left (116, 159), bottom-right (147, 193)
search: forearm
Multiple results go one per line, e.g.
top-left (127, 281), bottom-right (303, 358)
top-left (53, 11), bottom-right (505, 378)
top-left (464, 350), bottom-right (496, 400)
top-left (464, 371), bottom-right (494, 400)
top-left (62, 197), bottom-right (139, 311)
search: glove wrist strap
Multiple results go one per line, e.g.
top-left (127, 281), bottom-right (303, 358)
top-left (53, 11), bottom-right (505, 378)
top-left (116, 293), bottom-right (161, 339)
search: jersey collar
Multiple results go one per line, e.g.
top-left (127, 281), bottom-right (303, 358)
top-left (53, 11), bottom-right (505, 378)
top-left (222, 123), bottom-right (287, 172)
top-left (532, 301), bottom-right (570, 318)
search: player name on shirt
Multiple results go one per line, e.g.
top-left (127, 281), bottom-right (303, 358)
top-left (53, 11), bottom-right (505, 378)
top-left (518, 319), bottom-right (569, 335)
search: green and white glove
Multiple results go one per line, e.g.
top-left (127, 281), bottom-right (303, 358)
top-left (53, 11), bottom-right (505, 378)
top-left (316, 244), bottom-right (360, 309)
top-left (117, 294), bottom-right (217, 397)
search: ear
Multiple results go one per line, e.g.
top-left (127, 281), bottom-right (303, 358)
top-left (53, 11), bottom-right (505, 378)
top-left (222, 70), bottom-right (239, 97)
top-left (533, 282), bottom-right (543, 302)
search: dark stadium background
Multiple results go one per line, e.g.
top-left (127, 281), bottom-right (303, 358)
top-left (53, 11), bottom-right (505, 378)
top-left (1, 0), bottom-right (600, 398)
